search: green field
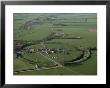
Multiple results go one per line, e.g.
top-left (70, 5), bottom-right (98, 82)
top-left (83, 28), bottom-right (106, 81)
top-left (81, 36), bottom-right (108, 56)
top-left (13, 13), bottom-right (97, 75)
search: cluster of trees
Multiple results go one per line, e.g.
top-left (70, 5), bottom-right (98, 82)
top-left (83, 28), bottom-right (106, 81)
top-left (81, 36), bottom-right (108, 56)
top-left (43, 32), bottom-right (54, 41)
top-left (14, 39), bottom-right (45, 53)
top-left (53, 23), bottom-right (67, 26)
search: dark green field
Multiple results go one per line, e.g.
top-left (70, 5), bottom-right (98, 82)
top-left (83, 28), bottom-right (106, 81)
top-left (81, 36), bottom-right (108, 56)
top-left (13, 13), bottom-right (97, 75)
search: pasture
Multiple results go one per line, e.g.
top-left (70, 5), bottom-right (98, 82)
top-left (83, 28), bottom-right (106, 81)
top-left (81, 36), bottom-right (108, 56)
top-left (13, 13), bottom-right (97, 75)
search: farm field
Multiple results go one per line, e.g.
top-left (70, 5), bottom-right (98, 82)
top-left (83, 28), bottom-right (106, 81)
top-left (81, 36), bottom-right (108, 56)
top-left (13, 13), bottom-right (97, 75)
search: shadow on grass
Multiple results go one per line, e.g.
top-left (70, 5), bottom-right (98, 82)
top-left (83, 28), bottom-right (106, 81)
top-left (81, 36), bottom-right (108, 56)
top-left (64, 63), bottom-right (83, 67)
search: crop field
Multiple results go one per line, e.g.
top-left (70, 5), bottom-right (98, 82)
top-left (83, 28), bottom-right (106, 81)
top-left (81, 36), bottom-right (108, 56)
top-left (13, 13), bottom-right (97, 75)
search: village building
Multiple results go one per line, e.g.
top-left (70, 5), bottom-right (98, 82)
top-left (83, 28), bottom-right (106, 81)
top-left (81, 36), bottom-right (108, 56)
top-left (54, 32), bottom-right (65, 37)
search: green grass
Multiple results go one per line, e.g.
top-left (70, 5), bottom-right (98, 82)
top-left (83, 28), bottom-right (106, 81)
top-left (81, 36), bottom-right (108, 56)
top-left (13, 13), bottom-right (97, 75)
top-left (66, 52), bottom-right (97, 75)
top-left (13, 58), bottom-right (35, 71)
top-left (14, 67), bottom-right (79, 75)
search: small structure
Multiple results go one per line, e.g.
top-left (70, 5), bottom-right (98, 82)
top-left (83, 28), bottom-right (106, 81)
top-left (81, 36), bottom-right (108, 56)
top-left (29, 48), bottom-right (35, 53)
top-left (24, 47), bottom-right (35, 53)
top-left (36, 47), bottom-right (69, 54)
top-left (54, 32), bottom-right (64, 37)
top-left (75, 37), bottom-right (81, 39)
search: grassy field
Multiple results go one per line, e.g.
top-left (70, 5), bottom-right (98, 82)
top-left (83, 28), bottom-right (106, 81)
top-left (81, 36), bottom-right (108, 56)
top-left (13, 13), bottom-right (97, 75)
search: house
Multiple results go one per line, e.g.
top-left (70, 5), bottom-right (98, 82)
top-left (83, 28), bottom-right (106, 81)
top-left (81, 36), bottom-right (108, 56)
top-left (54, 32), bottom-right (64, 37)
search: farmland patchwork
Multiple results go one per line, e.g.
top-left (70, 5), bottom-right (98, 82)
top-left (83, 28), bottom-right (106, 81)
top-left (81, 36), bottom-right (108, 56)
top-left (13, 13), bottom-right (97, 75)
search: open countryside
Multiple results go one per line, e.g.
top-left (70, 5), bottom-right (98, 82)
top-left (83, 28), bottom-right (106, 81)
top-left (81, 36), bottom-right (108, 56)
top-left (14, 13), bottom-right (97, 75)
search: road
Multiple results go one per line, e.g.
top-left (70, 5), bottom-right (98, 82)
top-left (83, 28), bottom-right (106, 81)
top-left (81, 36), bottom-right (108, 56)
top-left (40, 42), bottom-right (82, 75)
